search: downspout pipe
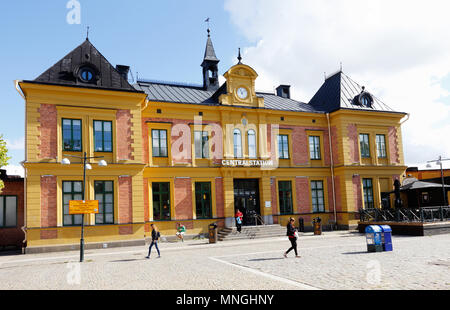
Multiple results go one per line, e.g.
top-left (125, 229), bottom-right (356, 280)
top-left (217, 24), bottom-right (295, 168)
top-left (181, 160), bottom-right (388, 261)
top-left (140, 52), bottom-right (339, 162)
top-left (327, 113), bottom-right (338, 227)
top-left (15, 80), bottom-right (27, 252)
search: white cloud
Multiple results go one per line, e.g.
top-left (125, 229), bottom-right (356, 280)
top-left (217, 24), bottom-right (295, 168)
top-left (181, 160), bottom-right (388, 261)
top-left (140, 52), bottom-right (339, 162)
top-left (224, 0), bottom-right (450, 166)
top-left (5, 137), bottom-right (24, 151)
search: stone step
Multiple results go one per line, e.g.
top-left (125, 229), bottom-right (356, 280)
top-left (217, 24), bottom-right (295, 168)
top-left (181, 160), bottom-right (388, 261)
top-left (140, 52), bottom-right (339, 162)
top-left (218, 230), bottom-right (286, 237)
top-left (217, 224), bottom-right (287, 241)
top-left (218, 233), bottom-right (287, 241)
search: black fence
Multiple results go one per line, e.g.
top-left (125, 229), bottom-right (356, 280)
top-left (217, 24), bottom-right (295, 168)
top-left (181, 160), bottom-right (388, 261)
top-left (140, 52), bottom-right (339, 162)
top-left (359, 206), bottom-right (450, 223)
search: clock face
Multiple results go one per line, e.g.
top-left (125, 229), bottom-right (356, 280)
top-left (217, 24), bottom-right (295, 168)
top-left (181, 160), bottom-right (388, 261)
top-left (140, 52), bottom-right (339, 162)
top-left (237, 87), bottom-right (248, 99)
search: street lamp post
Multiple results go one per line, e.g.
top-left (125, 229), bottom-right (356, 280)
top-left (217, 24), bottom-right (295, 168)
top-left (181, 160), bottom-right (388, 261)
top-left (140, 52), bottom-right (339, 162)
top-left (427, 156), bottom-right (450, 206)
top-left (62, 152), bottom-right (107, 262)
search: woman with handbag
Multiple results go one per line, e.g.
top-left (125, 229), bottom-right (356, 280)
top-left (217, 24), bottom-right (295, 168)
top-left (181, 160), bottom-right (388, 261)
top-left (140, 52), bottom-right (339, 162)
top-left (284, 217), bottom-right (300, 258)
top-left (146, 224), bottom-right (161, 259)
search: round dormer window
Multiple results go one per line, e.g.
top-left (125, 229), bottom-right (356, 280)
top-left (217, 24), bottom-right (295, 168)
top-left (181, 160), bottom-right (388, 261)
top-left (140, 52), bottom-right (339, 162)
top-left (360, 95), bottom-right (371, 107)
top-left (79, 67), bottom-right (95, 82)
top-left (359, 92), bottom-right (373, 107)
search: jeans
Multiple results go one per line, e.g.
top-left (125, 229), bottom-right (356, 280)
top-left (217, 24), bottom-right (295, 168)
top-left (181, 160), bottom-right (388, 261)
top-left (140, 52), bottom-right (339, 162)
top-left (148, 241), bottom-right (160, 257)
top-left (286, 237), bottom-right (298, 256)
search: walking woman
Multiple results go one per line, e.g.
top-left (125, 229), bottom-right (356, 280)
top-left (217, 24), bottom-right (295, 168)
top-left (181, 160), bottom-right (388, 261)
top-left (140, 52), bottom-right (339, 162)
top-left (284, 217), bottom-right (300, 258)
top-left (146, 224), bottom-right (161, 259)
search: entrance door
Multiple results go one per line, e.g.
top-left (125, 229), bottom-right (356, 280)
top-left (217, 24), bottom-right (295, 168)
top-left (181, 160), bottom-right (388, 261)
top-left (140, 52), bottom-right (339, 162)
top-left (234, 179), bottom-right (260, 226)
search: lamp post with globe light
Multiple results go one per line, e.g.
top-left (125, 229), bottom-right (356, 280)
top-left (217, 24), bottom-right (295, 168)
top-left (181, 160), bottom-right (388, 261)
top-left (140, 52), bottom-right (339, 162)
top-left (62, 152), bottom-right (107, 262)
top-left (426, 156), bottom-right (450, 206)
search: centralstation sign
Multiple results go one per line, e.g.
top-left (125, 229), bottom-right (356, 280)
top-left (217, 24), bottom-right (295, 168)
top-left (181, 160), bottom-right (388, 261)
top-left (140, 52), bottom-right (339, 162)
top-left (221, 159), bottom-right (274, 167)
top-left (69, 200), bottom-right (99, 215)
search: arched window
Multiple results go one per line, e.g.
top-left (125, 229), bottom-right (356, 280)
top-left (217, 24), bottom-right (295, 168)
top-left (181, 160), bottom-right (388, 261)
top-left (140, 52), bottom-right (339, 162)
top-left (234, 129), bottom-right (242, 158)
top-left (247, 130), bottom-right (256, 159)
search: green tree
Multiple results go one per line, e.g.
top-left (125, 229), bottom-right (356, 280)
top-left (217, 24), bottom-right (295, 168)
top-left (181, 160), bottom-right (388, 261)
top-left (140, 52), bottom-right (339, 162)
top-left (0, 134), bottom-right (11, 192)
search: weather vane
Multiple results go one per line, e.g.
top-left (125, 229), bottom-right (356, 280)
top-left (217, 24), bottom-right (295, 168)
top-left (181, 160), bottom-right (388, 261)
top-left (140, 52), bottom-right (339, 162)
top-left (205, 17), bottom-right (211, 36)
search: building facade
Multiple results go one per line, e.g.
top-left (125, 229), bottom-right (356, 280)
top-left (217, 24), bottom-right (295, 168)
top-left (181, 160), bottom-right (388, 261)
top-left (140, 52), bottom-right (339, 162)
top-left (17, 32), bottom-right (408, 251)
top-left (0, 169), bottom-right (25, 250)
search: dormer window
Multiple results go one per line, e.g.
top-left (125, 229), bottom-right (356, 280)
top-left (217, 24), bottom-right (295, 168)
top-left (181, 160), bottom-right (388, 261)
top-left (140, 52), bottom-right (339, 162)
top-left (360, 94), bottom-right (372, 107)
top-left (79, 66), bottom-right (96, 83)
top-left (353, 89), bottom-right (374, 108)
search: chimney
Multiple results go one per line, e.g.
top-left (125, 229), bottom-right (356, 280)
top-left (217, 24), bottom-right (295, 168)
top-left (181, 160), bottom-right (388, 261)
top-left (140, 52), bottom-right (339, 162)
top-left (116, 65), bottom-right (130, 81)
top-left (276, 85), bottom-right (291, 99)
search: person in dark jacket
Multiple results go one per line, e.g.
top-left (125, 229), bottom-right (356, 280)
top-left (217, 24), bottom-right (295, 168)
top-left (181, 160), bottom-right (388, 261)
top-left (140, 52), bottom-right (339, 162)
top-left (146, 224), bottom-right (161, 259)
top-left (284, 218), bottom-right (300, 258)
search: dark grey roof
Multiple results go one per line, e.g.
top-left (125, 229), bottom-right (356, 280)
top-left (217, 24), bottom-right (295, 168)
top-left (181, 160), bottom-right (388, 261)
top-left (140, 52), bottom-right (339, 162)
top-left (309, 71), bottom-right (401, 113)
top-left (33, 39), bottom-right (139, 93)
top-left (202, 35), bottom-right (219, 64)
top-left (258, 93), bottom-right (320, 113)
top-left (134, 81), bottom-right (216, 104)
top-left (401, 180), bottom-right (450, 191)
top-left (134, 81), bottom-right (321, 113)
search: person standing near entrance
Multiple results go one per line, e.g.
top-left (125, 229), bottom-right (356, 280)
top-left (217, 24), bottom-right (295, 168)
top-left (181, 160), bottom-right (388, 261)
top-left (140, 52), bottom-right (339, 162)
top-left (284, 217), bottom-right (300, 258)
top-left (235, 209), bottom-right (243, 233)
top-left (146, 224), bottom-right (161, 259)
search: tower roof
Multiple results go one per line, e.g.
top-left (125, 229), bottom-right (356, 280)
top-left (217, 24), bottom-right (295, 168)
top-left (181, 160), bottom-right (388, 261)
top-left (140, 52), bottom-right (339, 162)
top-left (32, 39), bottom-right (140, 93)
top-left (202, 31), bottom-right (219, 65)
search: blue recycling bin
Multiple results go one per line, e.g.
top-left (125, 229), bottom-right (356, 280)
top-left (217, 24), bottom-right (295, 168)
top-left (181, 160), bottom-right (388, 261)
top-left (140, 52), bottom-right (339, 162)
top-left (379, 225), bottom-right (393, 252)
top-left (365, 225), bottom-right (383, 252)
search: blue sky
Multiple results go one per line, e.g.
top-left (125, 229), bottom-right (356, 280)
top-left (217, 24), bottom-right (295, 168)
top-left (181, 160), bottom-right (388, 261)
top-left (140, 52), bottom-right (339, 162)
top-left (0, 0), bottom-right (246, 167)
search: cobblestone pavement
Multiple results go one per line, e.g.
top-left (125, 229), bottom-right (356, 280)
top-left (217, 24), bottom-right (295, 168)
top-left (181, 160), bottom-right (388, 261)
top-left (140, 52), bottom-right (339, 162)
top-left (0, 231), bottom-right (449, 290)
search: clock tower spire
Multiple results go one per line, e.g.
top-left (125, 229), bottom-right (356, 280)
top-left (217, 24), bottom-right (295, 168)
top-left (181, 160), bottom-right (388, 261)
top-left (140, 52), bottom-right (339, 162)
top-left (201, 25), bottom-right (220, 91)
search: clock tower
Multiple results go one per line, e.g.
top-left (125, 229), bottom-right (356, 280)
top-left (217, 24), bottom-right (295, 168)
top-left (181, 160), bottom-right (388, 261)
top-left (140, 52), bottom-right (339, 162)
top-left (220, 61), bottom-right (264, 108)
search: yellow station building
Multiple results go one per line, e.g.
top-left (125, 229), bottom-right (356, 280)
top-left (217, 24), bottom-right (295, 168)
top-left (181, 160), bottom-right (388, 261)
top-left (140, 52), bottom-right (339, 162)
top-left (17, 32), bottom-right (408, 252)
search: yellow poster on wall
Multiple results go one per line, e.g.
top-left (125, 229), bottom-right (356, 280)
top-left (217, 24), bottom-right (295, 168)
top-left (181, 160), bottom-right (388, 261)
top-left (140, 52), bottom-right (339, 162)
top-left (69, 200), bottom-right (99, 214)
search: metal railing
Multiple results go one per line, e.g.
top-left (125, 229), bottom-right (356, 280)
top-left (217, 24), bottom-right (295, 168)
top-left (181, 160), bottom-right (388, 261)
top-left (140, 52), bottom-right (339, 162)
top-left (359, 207), bottom-right (450, 223)
top-left (254, 214), bottom-right (265, 226)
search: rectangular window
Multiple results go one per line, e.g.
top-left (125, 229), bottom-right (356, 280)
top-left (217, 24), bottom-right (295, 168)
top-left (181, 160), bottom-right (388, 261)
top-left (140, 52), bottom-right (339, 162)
top-left (194, 131), bottom-right (209, 159)
top-left (363, 178), bottom-right (374, 209)
top-left (359, 134), bottom-right (370, 158)
top-left (94, 181), bottom-right (114, 225)
top-left (311, 181), bottom-right (325, 213)
top-left (62, 181), bottom-right (83, 226)
top-left (94, 120), bottom-right (112, 152)
top-left (152, 129), bottom-right (168, 157)
top-left (62, 119), bottom-right (82, 151)
top-left (278, 135), bottom-right (289, 159)
top-left (278, 181), bottom-right (293, 214)
top-left (195, 182), bottom-right (212, 219)
top-left (309, 136), bottom-right (321, 160)
top-left (152, 182), bottom-right (171, 221)
top-left (0, 196), bottom-right (17, 228)
top-left (376, 134), bottom-right (387, 158)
